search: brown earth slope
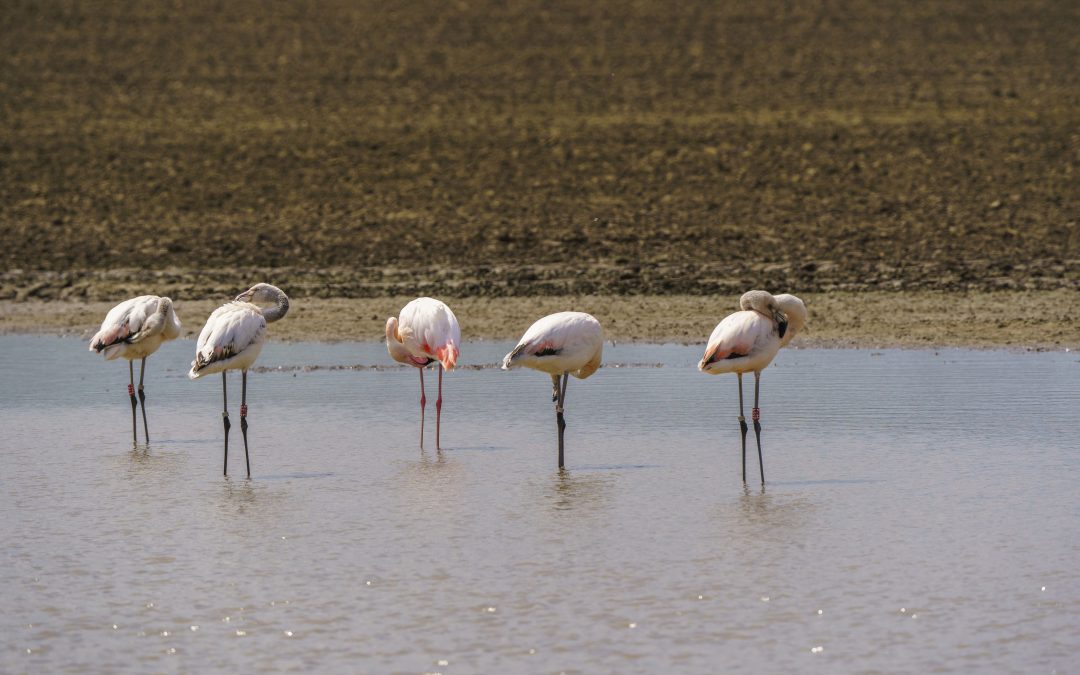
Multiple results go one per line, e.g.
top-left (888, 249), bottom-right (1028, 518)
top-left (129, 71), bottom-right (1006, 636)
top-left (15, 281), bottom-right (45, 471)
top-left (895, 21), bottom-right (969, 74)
top-left (1, 1), bottom-right (1078, 309)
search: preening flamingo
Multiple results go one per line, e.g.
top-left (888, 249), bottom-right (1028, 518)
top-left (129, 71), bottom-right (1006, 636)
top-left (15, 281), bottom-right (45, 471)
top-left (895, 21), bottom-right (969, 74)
top-left (189, 283), bottom-right (290, 477)
top-left (385, 297), bottom-right (460, 450)
top-left (501, 312), bottom-right (603, 469)
top-left (89, 295), bottom-right (182, 444)
top-left (698, 290), bottom-right (806, 483)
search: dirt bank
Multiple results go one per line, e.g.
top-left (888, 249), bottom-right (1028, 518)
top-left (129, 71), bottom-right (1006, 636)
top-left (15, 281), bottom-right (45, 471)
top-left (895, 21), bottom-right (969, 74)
top-left (4, 290), bottom-right (1077, 350)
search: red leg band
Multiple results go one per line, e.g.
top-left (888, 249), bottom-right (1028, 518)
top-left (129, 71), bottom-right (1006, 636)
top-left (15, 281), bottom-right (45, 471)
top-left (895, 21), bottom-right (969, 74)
top-left (127, 384), bottom-right (134, 396)
top-left (240, 405), bottom-right (248, 418)
top-left (752, 407), bottom-right (760, 421)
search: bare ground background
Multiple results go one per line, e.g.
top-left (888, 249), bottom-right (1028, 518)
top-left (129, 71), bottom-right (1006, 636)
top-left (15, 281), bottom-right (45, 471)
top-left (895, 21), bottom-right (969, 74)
top-left (1, 1), bottom-right (1078, 345)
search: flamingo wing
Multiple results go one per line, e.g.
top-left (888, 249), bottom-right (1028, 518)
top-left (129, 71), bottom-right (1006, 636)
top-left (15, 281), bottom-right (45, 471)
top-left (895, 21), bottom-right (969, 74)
top-left (502, 311), bottom-right (602, 375)
top-left (701, 310), bottom-right (772, 366)
top-left (89, 296), bottom-right (162, 355)
top-left (191, 302), bottom-right (266, 374)
top-left (398, 298), bottom-right (461, 369)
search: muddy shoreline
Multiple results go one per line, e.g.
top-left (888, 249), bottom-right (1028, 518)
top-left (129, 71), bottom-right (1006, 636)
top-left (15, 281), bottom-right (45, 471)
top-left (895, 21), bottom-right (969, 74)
top-left (4, 289), bottom-right (1077, 350)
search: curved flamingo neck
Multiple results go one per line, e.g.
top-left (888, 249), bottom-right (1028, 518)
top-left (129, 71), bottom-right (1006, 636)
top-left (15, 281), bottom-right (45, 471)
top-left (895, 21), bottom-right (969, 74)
top-left (261, 290), bottom-right (289, 323)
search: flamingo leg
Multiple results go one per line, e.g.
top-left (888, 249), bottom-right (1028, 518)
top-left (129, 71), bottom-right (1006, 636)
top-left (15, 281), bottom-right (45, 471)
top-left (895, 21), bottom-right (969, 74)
top-left (753, 371), bottom-right (764, 484)
top-left (550, 374), bottom-right (560, 402)
top-left (435, 365), bottom-right (444, 450)
top-left (418, 367), bottom-right (427, 448)
top-left (222, 372), bottom-right (231, 476)
top-left (138, 357), bottom-right (149, 444)
top-left (128, 360), bottom-right (138, 446)
top-left (737, 372), bottom-right (748, 483)
top-left (241, 370), bottom-right (250, 478)
top-left (555, 372), bottom-right (569, 469)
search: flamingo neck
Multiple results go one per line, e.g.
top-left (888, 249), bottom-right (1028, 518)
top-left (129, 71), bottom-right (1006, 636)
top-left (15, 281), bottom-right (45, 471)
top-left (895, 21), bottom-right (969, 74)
top-left (261, 291), bottom-right (289, 323)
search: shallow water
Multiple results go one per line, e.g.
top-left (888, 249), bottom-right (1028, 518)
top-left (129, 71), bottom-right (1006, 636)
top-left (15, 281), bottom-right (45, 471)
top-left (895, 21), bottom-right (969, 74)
top-left (2, 336), bottom-right (1078, 673)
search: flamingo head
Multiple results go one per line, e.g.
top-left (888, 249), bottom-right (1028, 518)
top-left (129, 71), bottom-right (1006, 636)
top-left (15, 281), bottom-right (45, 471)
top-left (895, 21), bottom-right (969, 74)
top-left (740, 290), bottom-right (788, 338)
top-left (235, 283), bottom-right (276, 303)
top-left (385, 317), bottom-right (401, 343)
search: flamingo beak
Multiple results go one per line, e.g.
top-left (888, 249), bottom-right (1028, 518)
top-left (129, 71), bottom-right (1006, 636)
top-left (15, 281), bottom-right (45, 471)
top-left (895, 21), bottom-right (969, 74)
top-left (773, 309), bottom-right (789, 339)
top-left (235, 290), bottom-right (253, 302)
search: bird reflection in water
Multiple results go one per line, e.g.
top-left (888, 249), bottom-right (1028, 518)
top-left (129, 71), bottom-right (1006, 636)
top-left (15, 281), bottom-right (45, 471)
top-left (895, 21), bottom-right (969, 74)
top-left (547, 469), bottom-right (614, 515)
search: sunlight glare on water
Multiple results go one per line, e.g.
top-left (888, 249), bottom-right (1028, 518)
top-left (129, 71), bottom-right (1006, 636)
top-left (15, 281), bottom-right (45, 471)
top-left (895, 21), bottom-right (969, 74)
top-left (1, 336), bottom-right (1078, 672)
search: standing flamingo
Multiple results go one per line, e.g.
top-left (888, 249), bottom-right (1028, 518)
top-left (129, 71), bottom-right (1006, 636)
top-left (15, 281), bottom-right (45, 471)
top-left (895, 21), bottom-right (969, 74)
top-left (89, 295), bottom-right (182, 444)
top-left (501, 312), bottom-right (603, 469)
top-left (698, 290), bottom-right (806, 483)
top-left (189, 283), bottom-right (290, 477)
top-left (385, 297), bottom-right (460, 450)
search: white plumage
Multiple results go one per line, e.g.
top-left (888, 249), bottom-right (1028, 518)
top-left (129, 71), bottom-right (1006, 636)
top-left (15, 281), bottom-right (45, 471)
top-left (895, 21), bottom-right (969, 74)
top-left (89, 295), bottom-right (181, 361)
top-left (189, 301), bottom-right (268, 379)
top-left (386, 297), bottom-right (461, 371)
top-left (698, 309), bottom-right (782, 376)
top-left (500, 311), bottom-right (603, 378)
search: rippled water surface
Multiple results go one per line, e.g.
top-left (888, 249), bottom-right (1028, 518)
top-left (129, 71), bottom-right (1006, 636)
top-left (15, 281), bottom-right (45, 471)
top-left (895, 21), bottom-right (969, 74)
top-left (2, 336), bottom-right (1078, 673)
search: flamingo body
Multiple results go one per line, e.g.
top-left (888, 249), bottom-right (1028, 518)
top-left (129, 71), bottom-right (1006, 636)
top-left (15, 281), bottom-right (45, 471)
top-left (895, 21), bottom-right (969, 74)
top-left (189, 301), bottom-right (268, 379)
top-left (386, 297), bottom-right (460, 371)
top-left (89, 295), bottom-right (181, 361)
top-left (500, 311), bottom-right (603, 378)
top-left (698, 310), bottom-right (781, 375)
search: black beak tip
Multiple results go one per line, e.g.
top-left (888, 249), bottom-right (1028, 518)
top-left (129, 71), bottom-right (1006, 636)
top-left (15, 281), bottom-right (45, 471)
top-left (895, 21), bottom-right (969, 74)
top-left (778, 320), bottom-right (788, 339)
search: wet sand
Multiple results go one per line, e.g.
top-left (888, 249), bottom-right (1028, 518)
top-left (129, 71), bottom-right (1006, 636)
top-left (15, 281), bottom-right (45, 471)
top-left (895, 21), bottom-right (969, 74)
top-left (4, 289), bottom-right (1077, 349)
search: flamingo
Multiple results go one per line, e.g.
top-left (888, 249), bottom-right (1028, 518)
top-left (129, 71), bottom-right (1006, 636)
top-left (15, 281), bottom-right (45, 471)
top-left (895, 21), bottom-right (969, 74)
top-left (501, 312), bottom-right (603, 469)
top-left (385, 297), bottom-right (460, 449)
top-left (89, 295), bottom-right (182, 444)
top-left (189, 283), bottom-right (290, 477)
top-left (698, 290), bottom-right (807, 483)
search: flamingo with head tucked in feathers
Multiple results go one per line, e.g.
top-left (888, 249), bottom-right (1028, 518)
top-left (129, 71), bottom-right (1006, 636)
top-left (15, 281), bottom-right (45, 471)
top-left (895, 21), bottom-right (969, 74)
top-left (89, 295), bottom-right (182, 445)
top-left (189, 283), bottom-right (290, 477)
top-left (501, 311), bottom-right (603, 469)
top-left (698, 290), bottom-right (807, 484)
top-left (386, 297), bottom-right (461, 450)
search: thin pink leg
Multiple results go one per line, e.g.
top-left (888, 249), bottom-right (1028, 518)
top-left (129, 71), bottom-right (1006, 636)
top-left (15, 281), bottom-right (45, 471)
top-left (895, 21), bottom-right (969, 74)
top-left (419, 367), bottom-right (426, 448)
top-left (436, 365), bottom-right (444, 450)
